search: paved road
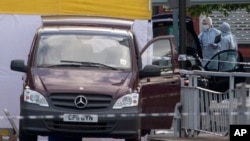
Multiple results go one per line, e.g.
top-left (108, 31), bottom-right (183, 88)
top-left (37, 132), bottom-right (229, 141)
top-left (8, 131), bottom-right (228, 141)
top-left (37, 137), bottom-right (124, 141)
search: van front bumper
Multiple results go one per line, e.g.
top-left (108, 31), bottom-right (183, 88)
top-left (20, 103), bottom-right (140, 139)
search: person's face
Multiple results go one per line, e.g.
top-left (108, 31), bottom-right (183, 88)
top-left (202, 21), bottom-right (208, 26)
top-left (201, 20), bottom-right (210, 31)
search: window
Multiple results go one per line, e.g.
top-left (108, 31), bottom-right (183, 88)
top-left (153, 22), bottom-right (173, 37)
top-left (206, 55), bottom-right (219, 71)
top-left (142, 38), bottom-right (173, 74)
top-left (206, 51), bottom-right (239, 72)
top-left (219, 51), bottom-right (239, 72)
top-left (35, 34), bottom-right (131, 70)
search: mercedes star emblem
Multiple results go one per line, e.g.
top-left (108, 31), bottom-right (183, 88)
top-left (74, 95), bottom-right (88, 109)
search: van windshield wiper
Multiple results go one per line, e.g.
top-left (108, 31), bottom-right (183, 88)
top-left (39, 64), bottom-right (82, 68)
top-left (60, 60), bottom-right (119, 70)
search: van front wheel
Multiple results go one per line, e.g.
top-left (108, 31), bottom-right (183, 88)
top-left (125, 131), bottom-right (141, 141)
top-left (19, 131), bottom-right (37, 141)
top-left (125, 137), bottom-right (141, 141)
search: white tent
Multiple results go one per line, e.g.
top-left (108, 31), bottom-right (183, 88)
top-left (0, 15), bottom-right (42, 128)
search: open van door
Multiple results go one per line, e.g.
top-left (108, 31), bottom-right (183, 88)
top-left (139, 35), bottom-right (181, 130)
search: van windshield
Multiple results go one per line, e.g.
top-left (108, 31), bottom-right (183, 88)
top-left (35, 34), bottom-right (131, 70)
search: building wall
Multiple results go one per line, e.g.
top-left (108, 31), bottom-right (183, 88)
top-left (208, 10), bottom-right (250, 60)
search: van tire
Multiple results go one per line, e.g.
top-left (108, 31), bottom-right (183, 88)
top-left (19, 131), bottom-right (37, 141)
top-left (125, 131), bottom-right (141, 141)
top-left (141, 129), bottom-right (150, 136)
top-left (125, 137), bottom-right (141, 141)
top-left (19, 121), bottom-right (38, 141)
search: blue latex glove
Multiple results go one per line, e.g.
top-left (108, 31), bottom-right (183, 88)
top-left (209, 43), bottom-right (218, 49)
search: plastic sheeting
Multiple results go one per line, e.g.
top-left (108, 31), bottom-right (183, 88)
top-left (0, 0), bottom-right (152, 20)
top-left (0, 14), bottom-right (42, 128)
top-left (132, 20), bottom-right (153, 67)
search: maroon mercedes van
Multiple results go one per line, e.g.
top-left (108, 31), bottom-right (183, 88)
top-left (10, 16), bottom-right (180, 141)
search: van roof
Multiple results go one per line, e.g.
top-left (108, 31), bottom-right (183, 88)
top-left (41, 15), bottom-right (134, 30)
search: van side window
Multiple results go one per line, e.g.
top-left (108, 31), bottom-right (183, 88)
top-left (153, 22), bottom-right (173, 37)
top-left (206, 55), bottom-right (219, 71)
top-left (142, 39), bottom-right (173, 75)
top-left (206, 51), bottom-right (239, 72)
top-left (218, 52), bottom-right (239, 71)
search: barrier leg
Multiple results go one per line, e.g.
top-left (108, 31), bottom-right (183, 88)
top-left (173, 102), bottom-right (182, 137)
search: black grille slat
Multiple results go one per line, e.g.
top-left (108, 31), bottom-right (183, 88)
top-left (53, 101), bottom-right (75, 107)
top-left (86, 97), bottom-right (112, 101)
top-left (50, 93), bottom-right (112, 110)
top-left (51, 96), bottom-right (75, 100)
top-left (86, 103), bottom-right (110, 108)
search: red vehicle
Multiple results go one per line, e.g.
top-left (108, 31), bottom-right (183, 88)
top-left (10, 16), bottom-right (180, 141)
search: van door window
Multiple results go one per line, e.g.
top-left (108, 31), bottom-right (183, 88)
top-left (141, 38), bottom-right (173, 74)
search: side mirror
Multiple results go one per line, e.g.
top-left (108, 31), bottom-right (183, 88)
top-left (139, 65), bottom-right (161, 78)
top-left (10, 59), bottom-right (27, 73)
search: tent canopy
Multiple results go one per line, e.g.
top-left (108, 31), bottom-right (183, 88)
top-left (0, 0), bottom-right (152, 19)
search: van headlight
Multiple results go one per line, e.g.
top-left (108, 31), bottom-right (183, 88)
top-left (24, 88), bottom-right (49, 107)
top-left (113, 93), bottom-right (139, 109)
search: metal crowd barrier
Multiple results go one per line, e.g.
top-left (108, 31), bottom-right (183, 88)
top-left (179, 70), bottom-right (250, 137)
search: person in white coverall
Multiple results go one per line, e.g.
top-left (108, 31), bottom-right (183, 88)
top-left (198, 17), bottom-right (221, 66)
top-left (217, 22), bottom-right (238, 71)
top-left (218, 22), bottom-right (238, 51)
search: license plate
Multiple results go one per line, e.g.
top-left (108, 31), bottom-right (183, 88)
top-left (63, 114), bottom-right (98, 122)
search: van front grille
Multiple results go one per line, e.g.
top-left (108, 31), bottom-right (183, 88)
top-left (50, 93), bottom-right (112, 110)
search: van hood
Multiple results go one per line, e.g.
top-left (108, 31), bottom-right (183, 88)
top-left (32, 68), bottom-right (133, 97)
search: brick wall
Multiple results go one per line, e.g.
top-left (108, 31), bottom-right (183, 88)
top-left (239, 44), bottom-right (250, 61)
top-left (192, 16), bottom-right (200, 35)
